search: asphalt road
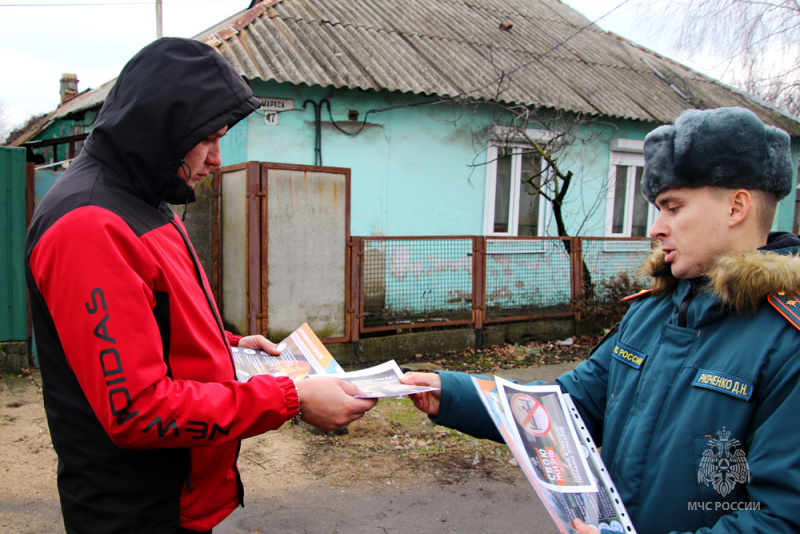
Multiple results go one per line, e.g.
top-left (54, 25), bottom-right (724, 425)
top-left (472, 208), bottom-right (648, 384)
top-left (2, 362), bottom-right (579, 534)
top-left (218, 473), bottom-right (560, 534)
top-left (216, 362), bottom-right (579, 534)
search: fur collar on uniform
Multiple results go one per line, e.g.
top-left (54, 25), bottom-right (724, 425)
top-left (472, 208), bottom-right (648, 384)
top-left (639, 247), bottom-right (800, 315)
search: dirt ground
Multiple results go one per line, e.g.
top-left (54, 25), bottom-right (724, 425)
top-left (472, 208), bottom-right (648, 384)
top-left (0, 337), bottom-right (597, 533)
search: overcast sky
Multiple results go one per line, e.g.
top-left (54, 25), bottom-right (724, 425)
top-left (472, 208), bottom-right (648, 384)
top-left (0, 0), bottom-right (709, 133)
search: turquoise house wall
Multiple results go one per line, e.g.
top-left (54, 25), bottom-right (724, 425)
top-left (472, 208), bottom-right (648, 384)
top-left (34, 86), bottom-right (800, 322)
top-left (234, 81), bottom-right (800, 240)
top-left (548, 116), bottom-right (800, 235)
top-left (220, 115), bottom-right (250, 166)
top-left (532, 117), bottom-right (656, 237)
top-left (781, 138), bottom-right (800, 232)
top-left (218, 85), bottom-right (800, 319)
top-left (42, 83), bottom-right (799, 236)
top-left (233, 82), bottom-right (493, 237)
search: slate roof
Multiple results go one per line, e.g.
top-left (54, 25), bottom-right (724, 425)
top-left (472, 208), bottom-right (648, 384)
top-left (196, 0), bottom-right (800, 134)
top-left (11, 0), bottom-right (800, 146)
top-left (7, 79), bottom-right (115, 147)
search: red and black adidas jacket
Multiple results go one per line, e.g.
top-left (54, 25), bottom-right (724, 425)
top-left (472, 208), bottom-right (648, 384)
top-left (25, 38), bottom-right (298, 533)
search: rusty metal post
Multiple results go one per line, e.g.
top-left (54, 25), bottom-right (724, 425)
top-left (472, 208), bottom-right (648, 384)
top-left (472, 236), bottom-right (486, 348)
top-left (348, 236), bottom-right (362, 344)
top-left (571, 236), bottom-right (583, 322)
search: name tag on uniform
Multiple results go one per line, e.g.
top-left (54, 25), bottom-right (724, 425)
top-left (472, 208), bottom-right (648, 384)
top-left (612, 342), bottom-right (647, 369)
top-left (691, 370), bottom-right (754, 401)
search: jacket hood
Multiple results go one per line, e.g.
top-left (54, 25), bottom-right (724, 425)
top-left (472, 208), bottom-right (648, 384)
top-left (82, 37), bottom-right (261, 205)
top-left (640, 232), bottom-right (800, 314)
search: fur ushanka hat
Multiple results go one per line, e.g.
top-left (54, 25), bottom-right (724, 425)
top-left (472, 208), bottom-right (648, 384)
top-left (641, 107), bottom-right (793, 204)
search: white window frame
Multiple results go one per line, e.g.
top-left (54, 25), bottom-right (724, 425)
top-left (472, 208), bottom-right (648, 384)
top-left (604, 139), bottom-right (655, 238)
top-left (483, 127), bottom-right (555, 237)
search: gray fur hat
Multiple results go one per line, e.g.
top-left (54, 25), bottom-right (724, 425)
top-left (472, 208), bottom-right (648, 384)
top-left (641, 107), bottom-right (793, 204)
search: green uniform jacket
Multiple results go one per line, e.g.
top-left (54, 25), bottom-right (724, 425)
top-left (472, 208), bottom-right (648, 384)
top-left (433, 233), bottom-right (800, 534)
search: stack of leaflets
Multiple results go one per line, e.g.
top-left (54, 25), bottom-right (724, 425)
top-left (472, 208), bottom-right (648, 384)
top-left (472, 376), bottom-right (636, 534)
top-left (231, 323), bottom-right (438, 398)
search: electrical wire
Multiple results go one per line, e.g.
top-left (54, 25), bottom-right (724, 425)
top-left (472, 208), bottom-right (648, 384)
top-left (0, 0), bottom-right (231, 7)
top-left (332, 0), bottom-right (635, 124)
top-left (460, 0), bottom-right (633, 99)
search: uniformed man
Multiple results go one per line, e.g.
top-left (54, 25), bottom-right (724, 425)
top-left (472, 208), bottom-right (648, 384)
top-left (403, 107), bottom-right (800, 534)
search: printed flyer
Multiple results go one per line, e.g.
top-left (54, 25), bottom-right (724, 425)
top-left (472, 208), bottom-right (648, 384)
top-left (333, 360), bottom-right (440, 398)
top-left (471, 376), bottom-right (635, 534)
top-left (232, 325), bottom-right (440, 398)
top-left (231, 323), bottom-right (344, 382)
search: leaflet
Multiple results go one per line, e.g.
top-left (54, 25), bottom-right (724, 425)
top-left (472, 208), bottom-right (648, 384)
top-left (231, 323), bottom-right (345, 382)
top-left (232, 325), bottom-right (439, 398)
top-left (333, 360), bottom-right (441, 398)
top-left (471, 376), bottom-right (635, 534)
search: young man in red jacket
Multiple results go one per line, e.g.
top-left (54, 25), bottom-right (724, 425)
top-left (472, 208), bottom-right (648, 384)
top-left (25, 37), bottom-right (376, 533)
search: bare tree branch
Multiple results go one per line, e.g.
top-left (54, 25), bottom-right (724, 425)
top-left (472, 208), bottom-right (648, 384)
top-left (644, 0), bottom-right (800, 114)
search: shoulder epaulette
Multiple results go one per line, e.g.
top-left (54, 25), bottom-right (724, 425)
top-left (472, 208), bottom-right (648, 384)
top-left (767, 291), bottom-right (800, 332)
top-left (620, 289), bottom-right (655, 302)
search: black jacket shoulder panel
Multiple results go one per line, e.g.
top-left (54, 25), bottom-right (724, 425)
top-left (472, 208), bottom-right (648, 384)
top-left (82, 37), bottom-right (261, 206)
top-left (26, 155), bottom-right (172, 261)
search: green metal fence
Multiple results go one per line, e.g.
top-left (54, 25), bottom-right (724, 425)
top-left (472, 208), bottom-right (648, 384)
top-left (0, 147), bottom-right (28, 341)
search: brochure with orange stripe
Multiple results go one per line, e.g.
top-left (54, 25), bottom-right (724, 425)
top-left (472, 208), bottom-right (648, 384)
top-left (231, 323), bottom-right (344, 382)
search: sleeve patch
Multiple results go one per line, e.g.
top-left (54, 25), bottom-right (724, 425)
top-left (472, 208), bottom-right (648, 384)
top-left (767, 291), bottom-right (800, 332)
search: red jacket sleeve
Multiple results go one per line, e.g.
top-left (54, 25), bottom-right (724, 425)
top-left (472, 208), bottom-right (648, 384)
top-left (29, 206), bottom-right (298, 449)
top-left (226, 332), bottom-right (243, 347)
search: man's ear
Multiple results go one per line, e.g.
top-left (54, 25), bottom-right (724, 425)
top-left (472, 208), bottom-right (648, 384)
top-left (728, 189), bottom-right (751, 227)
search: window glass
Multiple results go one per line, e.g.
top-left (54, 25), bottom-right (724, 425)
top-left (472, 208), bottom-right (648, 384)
top-left (518, 152), bottom-right (541, 237)
top-left (493, 151), bottom-right (512, 233)
top-left (607, 149), bottom-right (650, 238)
top-left (631, 166), bottom-right (648, 237)
top-left (612, 165), bottom-right (628, 234)
top-left (484, 135), bottom-right (548, 237)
